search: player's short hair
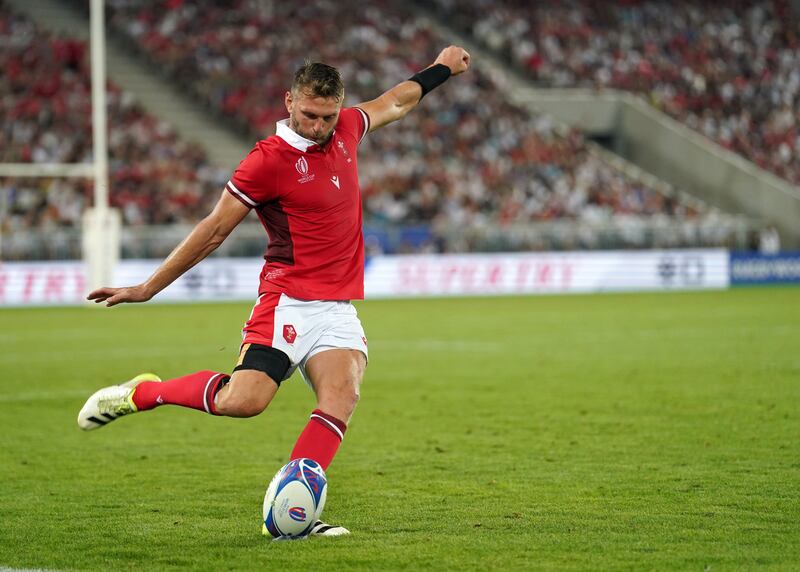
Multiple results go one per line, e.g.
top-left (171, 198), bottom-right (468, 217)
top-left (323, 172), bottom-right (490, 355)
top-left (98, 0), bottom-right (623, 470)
top-left (291, 61), bottom-right (344, 102)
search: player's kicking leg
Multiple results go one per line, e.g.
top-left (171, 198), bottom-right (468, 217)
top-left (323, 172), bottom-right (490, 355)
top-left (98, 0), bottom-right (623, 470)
top-left (77, 368), bottom-right (278, 430)
top-left (76, 344), bottom-right (292, 431)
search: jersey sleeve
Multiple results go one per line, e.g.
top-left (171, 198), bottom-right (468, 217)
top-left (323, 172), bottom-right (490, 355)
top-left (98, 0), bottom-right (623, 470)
top-left (338, 107), bottom-right (371, 145)
top-left (226, 144), bottom-right (276, 207)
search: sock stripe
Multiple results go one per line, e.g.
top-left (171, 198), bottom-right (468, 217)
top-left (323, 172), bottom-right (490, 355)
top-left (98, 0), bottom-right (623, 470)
top-left (310, 413), bottom-right (344, 441)
top-left (203, 373), bottom-right (225, 414)
top-left (201, 375), bottom-right (215, 413)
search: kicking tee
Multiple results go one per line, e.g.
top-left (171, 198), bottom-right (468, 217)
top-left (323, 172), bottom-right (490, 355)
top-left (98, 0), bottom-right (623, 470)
top-left (226, 107), bottom-right (370, 301)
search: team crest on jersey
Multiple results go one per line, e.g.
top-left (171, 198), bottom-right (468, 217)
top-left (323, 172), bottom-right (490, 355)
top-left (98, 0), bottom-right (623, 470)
top-left (295, 157), bottom-right (315, 184)
top-left (337, 139), bottom-right (352, 163)
top-left (283, 324), bottom-right (297, 344)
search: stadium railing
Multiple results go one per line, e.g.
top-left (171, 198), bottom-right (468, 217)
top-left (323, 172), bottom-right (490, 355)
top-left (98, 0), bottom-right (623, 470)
top-left (0, 217), bottom-right (758, 262)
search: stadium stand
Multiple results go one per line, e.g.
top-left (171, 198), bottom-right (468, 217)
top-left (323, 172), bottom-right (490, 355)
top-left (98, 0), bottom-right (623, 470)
top-left (0, 1), bottom-right (229, 258)
top-left (431, 0), bottom-right (800, 186)
top-left (1, 0), bottom-right (756, 259)
top-left (101, 0), bottom-right (738, 251)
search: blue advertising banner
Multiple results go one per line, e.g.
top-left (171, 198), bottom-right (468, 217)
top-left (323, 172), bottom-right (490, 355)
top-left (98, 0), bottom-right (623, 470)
top-left (730, 252), bottom-right (800, 285)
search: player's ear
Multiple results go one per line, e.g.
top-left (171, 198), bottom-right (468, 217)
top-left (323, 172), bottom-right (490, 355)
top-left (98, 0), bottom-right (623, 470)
top-left (285, 91), bottom-right (293, 114)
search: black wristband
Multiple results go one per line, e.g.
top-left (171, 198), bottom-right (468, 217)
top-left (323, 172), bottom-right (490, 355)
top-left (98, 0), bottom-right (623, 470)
top-left (408, 64), bottom-right (452, 99)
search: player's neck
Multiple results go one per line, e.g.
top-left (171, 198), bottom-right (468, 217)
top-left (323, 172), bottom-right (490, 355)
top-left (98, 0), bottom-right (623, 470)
top-left (277, 119), bottom-right (333, 152)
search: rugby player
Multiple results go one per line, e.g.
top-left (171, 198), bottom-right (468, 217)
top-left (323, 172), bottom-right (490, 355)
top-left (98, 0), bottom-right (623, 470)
top-left (78, 45), bottom-right (470, 537)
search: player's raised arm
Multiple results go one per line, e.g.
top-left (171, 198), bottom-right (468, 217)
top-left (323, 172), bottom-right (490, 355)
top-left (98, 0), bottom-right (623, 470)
top-left (87, 190), bottom-right (250, 307)
top-left (357, 45), bottom-right (470, 133)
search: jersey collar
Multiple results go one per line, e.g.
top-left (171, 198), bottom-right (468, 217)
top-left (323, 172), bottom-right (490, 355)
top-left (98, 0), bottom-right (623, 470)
top-left (276, 119), bottom-right (331, 153)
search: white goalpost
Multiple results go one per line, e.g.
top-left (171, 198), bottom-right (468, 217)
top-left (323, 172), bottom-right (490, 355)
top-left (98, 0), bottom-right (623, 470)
top-left (0, 0), bottom-right (120, 295)
top-left (82, 0), bottom-right (121, 295)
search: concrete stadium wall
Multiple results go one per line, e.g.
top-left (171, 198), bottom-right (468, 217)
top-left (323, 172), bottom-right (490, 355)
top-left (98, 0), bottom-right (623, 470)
top-left (517, 90), bottom-right (620, 136)
top-left (526, 90), bottom-right (800, 248)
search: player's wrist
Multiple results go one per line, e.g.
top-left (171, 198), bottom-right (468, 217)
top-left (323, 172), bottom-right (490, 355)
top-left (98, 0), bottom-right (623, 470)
top-left (407, 63), bottom-right (451, 100)
top-left (139, 282), bottom-right (157, 301)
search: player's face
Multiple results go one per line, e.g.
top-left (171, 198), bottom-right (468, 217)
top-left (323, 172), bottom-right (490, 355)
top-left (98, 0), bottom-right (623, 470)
top-left (285, 90), bottom-right (342, 146)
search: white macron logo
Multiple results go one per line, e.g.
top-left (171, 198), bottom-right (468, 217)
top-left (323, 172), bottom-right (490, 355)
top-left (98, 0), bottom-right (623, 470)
top-left (331, 175), bottom-right (340, 189)
top-left (156, 395), bottom-right (164, 404)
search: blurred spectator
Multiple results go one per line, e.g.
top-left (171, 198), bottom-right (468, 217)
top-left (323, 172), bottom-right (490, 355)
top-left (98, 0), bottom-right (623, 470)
top-left (759, 225), bottom-right (781, 254)
top-left (433, 0), bottom-right (800, 185)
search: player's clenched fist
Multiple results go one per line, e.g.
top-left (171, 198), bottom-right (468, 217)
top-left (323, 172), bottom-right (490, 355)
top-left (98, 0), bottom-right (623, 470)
top-left (434, 45), bottom-right (470, 75)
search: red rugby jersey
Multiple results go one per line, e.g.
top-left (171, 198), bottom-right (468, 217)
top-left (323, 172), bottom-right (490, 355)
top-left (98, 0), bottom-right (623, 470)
top-left (226, 107), bottom-right (370, 301)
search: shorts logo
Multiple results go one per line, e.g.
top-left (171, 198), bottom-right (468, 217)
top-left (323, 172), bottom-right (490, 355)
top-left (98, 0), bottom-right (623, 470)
top-left (283, 324), bottom-right (297, 344)
top-left (361, 336), bottom-right (368, 346)
top-left (295, 157), bottom-right (314, 184)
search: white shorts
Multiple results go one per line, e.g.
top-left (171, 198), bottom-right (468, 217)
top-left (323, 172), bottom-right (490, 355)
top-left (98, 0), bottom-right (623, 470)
top-left (242, 293), bottom-right (368, 383)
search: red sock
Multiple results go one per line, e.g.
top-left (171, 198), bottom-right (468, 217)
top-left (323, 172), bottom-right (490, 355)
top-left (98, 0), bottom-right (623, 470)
top-left (131, 370), bottom-right (228, 415)
top-left (290, 409), bottom-right (347, 471)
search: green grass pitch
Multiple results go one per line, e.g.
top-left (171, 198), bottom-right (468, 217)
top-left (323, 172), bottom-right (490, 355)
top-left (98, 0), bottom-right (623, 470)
top-left (1, 288), bottom-right (798, 570)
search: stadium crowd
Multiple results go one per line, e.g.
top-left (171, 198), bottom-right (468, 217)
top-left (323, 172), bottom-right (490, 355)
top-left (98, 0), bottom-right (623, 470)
top-left (104, 2), bottom-right (703, 224)
top-left (0, 1), bottom-right (228, 258)
top-left (3, 0), bottom-right (731, 259)
top-left (433, 0), bottom-right (800, 186)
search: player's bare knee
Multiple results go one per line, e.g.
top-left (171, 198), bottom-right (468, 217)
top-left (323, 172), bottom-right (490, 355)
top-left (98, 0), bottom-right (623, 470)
top-left (339, 384), bottom-right (360, 414)
top-left (217, 390), bottom-right (269, 417)
top-left (343, 376), bottom-right (362, 402)
top-left (215, 374), bottom-right (275, 418)
top-left (215, 369), bottom-right (278, 417)
top-left (235, 398), bottom-right (269, 418)
top-left (318, 377), bottom-right (360, 418)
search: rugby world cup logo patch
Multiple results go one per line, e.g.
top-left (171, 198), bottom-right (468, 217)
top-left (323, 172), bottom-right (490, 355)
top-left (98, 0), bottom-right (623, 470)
top-left (288, 506), bottom-right (307, 522)
top-left (295, 157), bottom-right (315, 184)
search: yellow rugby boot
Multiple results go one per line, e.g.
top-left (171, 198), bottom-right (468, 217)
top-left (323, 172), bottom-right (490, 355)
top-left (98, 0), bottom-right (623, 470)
top-left (77, 373), bottom-right (161, 431)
